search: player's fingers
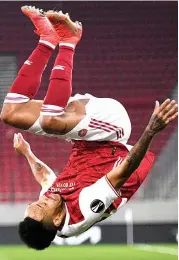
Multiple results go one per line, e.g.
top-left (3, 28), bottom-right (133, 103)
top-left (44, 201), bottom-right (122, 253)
top-left (18, 133), bottom-right (26, 144)
top-left (13, 133), bottom-right (18, 147)
top-left (158, 99), bottom-right (171, 113)
top-left (159, 101), bottom-right (177, 118)
top-left (154, 100), bottom-right (160, 110)
top-left (18, 133), bottom-right (24, 140)
top-left (164, 100), bottom-right (176, 112)
top-left (158, 100), bottom-right (177, 117)
top-left (152, 101), bottom-right (160, 116)
top-left (163, 103), bottom-right (178, 120)
top-left (165, 112), bottom-right (178, 124)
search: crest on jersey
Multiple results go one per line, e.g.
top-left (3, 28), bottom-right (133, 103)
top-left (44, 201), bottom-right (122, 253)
top-left (90, 199), bottom-right (105, 213)
top-left (78, 129), bottom-right (88, 137)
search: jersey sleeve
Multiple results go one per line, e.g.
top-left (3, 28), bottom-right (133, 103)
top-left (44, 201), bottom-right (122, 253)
top-left (79, 176), bottom-right (121, 222)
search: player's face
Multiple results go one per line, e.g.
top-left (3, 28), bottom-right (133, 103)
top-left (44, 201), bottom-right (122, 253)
top-left (24, 193), bottom-right (63, 225)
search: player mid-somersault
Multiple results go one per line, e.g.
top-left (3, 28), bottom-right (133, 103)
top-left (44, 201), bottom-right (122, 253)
top-left (1, 6), bottom-right (132, 145)
top-left (1, 6), bottom-right (178, 250)
top-left (14, 98), bottom-right (177, 250)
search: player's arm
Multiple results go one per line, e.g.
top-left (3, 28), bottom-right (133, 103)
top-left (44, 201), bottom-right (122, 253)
top-left (13, 133), bottom-right (56, 186)
top-left (107, 99), bottom-right (178, 189)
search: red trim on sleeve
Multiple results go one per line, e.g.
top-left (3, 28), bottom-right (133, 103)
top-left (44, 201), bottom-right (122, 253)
top-left (105, 176), bottom-right (121, 197)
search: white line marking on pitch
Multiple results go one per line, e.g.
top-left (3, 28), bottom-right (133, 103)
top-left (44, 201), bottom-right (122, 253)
top-left (135, 244), bottom-right (178, 256)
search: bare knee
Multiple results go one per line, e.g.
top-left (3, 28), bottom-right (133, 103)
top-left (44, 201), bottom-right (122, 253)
top-left (1, 104), bottom-right (16, 125)
top-left (1, 104), bottom-right (31, 130)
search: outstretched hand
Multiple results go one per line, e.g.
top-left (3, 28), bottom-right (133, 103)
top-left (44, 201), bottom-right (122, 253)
top-left (13, 133), bottom-right (31, 156)
top-left (147, 99), bottom-right (178, 136)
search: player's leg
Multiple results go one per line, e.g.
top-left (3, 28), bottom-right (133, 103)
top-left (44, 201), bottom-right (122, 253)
top-left (39, 11), bottom-right (82, 133)
top-left (1, 6), bottom-right (59, 129)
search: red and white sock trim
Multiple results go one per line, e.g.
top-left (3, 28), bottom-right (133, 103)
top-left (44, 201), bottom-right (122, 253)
top-left (40, 104), bottom-right (64, 116)
top-left (4, 93), bottom-right (30, 104)
top-left (52, 65), bottom-right (65, 71)
top-left (39, 40), bottom-right (56, 50)
top-left (59, 42), bottom-right (75, 49)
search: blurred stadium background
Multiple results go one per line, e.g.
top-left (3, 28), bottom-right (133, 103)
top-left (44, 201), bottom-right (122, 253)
top-left (0, 1), bottom-right (178, 259)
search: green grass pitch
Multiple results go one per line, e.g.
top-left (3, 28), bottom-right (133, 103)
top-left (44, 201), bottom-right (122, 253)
top-left (0, 244), bottom-right (177, 260)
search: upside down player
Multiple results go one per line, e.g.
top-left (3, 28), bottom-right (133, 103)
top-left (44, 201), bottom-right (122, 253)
top-left (1, 6), bottom-right (132, 145)
top-left (1, 6), bottom-right (178, 250)
top-left (14, 98), bottom-right (177, 250)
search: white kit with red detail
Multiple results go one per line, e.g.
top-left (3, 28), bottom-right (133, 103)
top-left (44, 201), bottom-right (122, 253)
top-left (27, 93), bottom-right (131, 144)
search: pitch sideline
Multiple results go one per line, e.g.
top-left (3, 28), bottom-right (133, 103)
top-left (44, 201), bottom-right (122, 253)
top-left (135, 244), bottom-right (178, 256)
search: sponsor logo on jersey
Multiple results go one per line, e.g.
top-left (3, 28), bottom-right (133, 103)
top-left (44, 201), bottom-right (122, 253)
top-left (78, 129), bottom-right (88, 137)
top-left (90, 199), bottom-right (105, 213)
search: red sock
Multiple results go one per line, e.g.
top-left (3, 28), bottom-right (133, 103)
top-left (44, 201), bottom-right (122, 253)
top-left (41, 45), bottom-right (74, 116)
top-left (5, 44), bottom-right (53, 103)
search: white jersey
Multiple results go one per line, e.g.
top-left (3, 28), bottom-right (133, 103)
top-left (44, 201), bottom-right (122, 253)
top-left (27, 94), bottom-right (131, 144)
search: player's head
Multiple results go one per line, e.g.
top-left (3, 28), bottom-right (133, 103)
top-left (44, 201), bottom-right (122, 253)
top-left (19, 193), bottom-right (65, 250)
top-left (18, 217), bottom-right (57, 250)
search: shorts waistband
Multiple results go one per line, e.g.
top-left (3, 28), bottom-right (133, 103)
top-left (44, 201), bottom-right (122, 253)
top-left (72, 140), bottom-right (128, 151)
